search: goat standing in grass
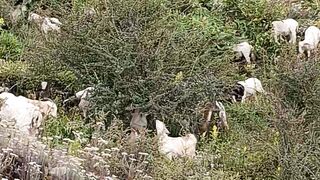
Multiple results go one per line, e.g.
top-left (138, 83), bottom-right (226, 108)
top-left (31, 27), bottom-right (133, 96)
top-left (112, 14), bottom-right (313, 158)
top-left (62, 87), bottom-right (94, 117)
top-left (156, 120), bottom-right (197, 160)
top-left (28, 12), bottom-right (43, 24)
top-left (128, 108), bottom-right (148, 144)
top-left (198, 101), bottom-right (229, 138)
top-left (231, 78), bottom-right (265, 103)
top-left (0, 92), bottom-right (57, 136)
top-left (298, 26), bottom-right (320, 59)
top-left (272, 18), bottom-right (299, 44)
top-left (20, 97), bottom-right (58, 119)
top-left (233, 41), bottom-right (256, 64)
top-left (42, 17), bottom-right (62, 34)
top-left (28, 12), bottom-right (62, 34)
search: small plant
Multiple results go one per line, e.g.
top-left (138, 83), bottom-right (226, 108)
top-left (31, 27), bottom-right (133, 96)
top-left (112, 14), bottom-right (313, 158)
top-left (0, 31), bottom-right (23, 61)
top-left (0, 18), bottom-right (4, 27)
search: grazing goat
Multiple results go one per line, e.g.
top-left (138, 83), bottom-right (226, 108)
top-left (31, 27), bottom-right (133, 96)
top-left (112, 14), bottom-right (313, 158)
top-left (0, 92), bottom-right (45, 136)
top-left (128, 108), bottom-right (148, 144)
top-left (28, 12), bottom-right (43, 24)
top-left (272, 18), bottom-right (298, 44)
top-left (198, 102), bottom-right (218, 137)
top-left (298, 26), bottom-right (320, 58)
top-left (215, 101), bottom-right (229, 131)
top-left (42, 17), bottom-right (62, 34)
top-left (156, 120), bottom-right (197, 160)
top-left (233, 41), bottom-right (256, 64)
top-left (231, 78), bottom-right (265, 103)
top-left (63, 87), bottom-right (95, 117)
top-left (75, 87), bottom-right (94, 99)
top-left (28, 12), bottom-right (62, 34)
top-left (198, 101), bottom-right (229, 137)
top-left (23, 98), bottom-right (57, 119)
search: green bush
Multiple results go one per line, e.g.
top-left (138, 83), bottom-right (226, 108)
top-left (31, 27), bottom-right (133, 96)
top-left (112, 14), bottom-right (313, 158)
top-left (0, 31), bottom-right (23, 61)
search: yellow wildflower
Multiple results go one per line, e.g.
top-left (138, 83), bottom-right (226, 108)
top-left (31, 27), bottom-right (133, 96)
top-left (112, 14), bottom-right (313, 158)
top-left (211, 125), bottom-right (218, 139)
top-left (174, 71), bottom-right (183, 83)
top-left (0, 18), bottom-right (4, 26)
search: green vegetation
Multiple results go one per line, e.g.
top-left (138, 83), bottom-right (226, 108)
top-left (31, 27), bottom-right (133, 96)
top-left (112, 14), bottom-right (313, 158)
top-left (1, 0), bottom-right (320, 179)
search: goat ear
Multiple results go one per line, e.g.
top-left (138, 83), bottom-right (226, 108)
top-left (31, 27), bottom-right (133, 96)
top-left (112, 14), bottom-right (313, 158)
top-left (250, 51), bottom-right (257, 62)
top-left (164, 126), bottom-right (170, 134)
top-left (215, 101), bottom-right (220, 107)
top-left (218, 102), bottom-right (225, 111)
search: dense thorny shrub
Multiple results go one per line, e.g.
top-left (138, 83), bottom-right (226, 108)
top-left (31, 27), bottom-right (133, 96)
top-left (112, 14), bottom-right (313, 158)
top-left (24, 0), bottom-right (245, 135)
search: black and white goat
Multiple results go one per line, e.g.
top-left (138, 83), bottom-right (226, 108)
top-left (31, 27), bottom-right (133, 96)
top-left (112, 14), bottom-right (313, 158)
top-left (230, 77), bottom-right (265, 103)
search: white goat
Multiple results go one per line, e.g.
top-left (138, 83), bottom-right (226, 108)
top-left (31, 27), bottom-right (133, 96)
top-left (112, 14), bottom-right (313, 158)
top-left (75, 87), bottom-right (94, 99)
top-left (272, 18), bottom-right (299, 44)
top-left (156, 120), bottom-right (197, 160)
top-left (41, 17), bottom-right (62, 34)
top-left (0, 92), bottom-right (43, 136)
top-left (77, 87), bottom-right (94, 117)
top-left (63, 87), bottom-right (94, 117)
top-left (22, 97), bottom-right (58, 118)
top-left (298, 26), bottom-right (320, 58)
top-left (236, 77), bottom-right (265, 103)
top-left (233, 41), bottom-right (255, 63)
top-left (28, 12), bottom-right (62, 34)
top-left (28, 12), bottom-right (43, 24)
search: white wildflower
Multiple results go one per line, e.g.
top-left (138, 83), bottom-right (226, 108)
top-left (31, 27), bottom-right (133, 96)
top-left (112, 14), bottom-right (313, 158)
top-left (28, 162), bottom-right (37, 165)
top-left (136, 169), bottom-right (143, 173)
top-left (138, 152), bottom-right (149, 156)
top-left (98, 138), bottom-right (108, 145)
top-left (2, 148), bottom-right (13, 153)
top-left (84, 146), bottom-right (99, 152)
top-left (9, 153), bottom-right (18, 158)
top-left (54, 135), bottom-right (61, 139)
top-left (102, 152), bottom-right (112, 158)
top-left (63, 138), bottom-right (74, 143)
top-left (143, 175), bottom-right (153, 179)
top-left (93, 162), bottom-right (100, 167)
top-left (96, 122), bottom-right (104, 126)
top-left (111, 147), bottom-right (119, 151)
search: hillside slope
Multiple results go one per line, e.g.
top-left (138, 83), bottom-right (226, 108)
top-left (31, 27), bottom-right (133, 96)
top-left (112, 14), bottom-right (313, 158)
top-left (0, 0), bottom-right (320, 179)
